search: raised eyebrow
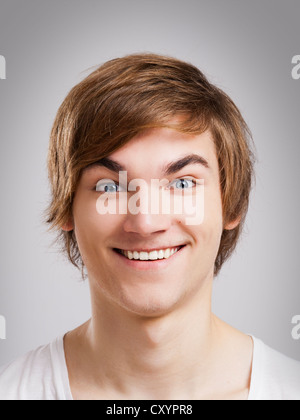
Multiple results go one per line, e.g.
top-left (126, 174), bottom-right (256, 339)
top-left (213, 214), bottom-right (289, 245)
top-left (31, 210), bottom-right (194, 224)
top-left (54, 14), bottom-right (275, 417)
top-left (87, 153), bottom-right (210, 175)
top-left (163, 154), bottom-right (210, 175)
top-left (88, 157), bottom-right (125, 173)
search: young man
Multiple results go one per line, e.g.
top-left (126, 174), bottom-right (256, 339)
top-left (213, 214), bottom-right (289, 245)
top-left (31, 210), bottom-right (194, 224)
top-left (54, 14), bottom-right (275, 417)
top-left (0, 53), bottom-right (299, 400)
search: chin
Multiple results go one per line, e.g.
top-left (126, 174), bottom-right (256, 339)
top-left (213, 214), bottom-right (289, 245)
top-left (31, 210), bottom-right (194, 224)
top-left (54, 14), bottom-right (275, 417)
top-left (116, 288), bottom-right (184, 319)
top-left (127, 303), bottom-right (173, 319)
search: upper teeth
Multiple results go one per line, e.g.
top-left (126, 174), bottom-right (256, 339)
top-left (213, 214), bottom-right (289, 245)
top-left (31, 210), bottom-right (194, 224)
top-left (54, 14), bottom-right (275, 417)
top-left (121, 247), bottom-right (180, 261)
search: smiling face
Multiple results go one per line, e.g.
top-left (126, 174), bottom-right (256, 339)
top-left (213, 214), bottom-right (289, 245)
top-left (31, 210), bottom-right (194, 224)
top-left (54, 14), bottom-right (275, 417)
top-left (66, 128), bottom-right (238, 317)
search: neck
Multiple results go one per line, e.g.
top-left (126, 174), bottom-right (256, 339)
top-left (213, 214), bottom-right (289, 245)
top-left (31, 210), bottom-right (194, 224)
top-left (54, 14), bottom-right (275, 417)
top-left (82, 279), bottom-right (220, 399)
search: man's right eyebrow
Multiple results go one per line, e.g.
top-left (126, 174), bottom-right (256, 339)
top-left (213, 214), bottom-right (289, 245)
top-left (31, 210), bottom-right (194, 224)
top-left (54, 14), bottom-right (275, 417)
top-left (88, 157), bottom-right (125, 173)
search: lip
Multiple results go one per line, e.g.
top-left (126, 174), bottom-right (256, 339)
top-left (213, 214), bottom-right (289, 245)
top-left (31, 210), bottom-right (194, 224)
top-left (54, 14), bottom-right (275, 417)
top-left (115, 245), bottom-right (186, 253)
top-left (112, 245), bottom-right (187, 271)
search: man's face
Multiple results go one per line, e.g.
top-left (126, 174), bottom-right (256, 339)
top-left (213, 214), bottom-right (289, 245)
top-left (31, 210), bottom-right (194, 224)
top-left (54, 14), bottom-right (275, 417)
top-left (70, 128), bottom-right (228, 317)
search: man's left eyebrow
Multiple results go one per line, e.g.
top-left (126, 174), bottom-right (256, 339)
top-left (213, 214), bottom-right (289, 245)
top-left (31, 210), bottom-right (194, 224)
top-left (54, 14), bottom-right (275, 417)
top-left (162, 153), bottom-right (210, 175)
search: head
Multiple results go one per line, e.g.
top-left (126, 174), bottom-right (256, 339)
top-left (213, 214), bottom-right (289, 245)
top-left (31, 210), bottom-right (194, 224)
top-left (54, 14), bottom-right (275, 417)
top-left (46, 53), bottom-right (255, 300)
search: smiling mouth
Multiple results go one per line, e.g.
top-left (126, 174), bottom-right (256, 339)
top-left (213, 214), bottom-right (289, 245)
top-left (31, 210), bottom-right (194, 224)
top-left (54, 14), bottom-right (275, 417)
top-left (113, 245), bottom-right (186, 261)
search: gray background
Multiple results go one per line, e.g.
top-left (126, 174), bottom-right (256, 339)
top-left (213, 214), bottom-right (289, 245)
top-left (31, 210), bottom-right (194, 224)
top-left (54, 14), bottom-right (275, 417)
top-left (0, 0), bottom-right (299, 365)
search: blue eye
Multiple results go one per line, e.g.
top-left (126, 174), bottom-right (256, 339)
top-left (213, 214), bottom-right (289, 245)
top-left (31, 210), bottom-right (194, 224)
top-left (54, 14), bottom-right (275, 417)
top-left (95, 180), bottom-right (125, 193)
top-left (169, 179), bottom-right (196, 190)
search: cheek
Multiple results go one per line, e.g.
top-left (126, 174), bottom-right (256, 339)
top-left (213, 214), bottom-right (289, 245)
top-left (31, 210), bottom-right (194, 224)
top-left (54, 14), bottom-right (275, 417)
top-left (72, 194), bottom-right (122, 253)
top-left (195, 188), bottom-right (223, 253)
top-left (205, 179), bottom-right (223, 221)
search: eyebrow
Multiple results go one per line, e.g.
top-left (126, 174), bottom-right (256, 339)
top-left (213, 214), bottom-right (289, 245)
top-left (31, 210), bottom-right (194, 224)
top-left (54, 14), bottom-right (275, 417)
top-left (89, 153), bottom-right (210, 175)
top-left (163, 153), bottom-right (210, 175)
top-left (92, 157), bottom-right (125, 173)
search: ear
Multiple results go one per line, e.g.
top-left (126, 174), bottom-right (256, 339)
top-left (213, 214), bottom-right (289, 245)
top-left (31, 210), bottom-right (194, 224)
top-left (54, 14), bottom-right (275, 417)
top-left (61, 219), bottom-right (74, 232)
top-left (224, 216), bottom-right (241, 231)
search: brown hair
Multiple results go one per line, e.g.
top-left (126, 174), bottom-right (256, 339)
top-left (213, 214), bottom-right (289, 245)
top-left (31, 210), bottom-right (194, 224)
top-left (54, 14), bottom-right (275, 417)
top-left (46, 53), bottom-right (255, 277)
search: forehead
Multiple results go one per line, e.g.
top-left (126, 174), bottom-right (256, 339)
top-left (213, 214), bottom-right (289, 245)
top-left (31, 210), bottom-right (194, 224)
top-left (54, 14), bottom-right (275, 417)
top-left (109, 128), bottom-right (218, 173)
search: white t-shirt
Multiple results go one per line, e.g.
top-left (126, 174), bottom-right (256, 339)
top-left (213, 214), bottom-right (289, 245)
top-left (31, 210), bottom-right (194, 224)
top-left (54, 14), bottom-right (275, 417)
top-left (0, 335), bottom-right (299, 400)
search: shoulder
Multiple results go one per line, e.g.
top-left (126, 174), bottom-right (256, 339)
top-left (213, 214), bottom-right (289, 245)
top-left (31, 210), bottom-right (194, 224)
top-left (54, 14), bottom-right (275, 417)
top-left (0, 336), bottom-right (69, 400)
top-left (250, 336), bottom-right (300, 400)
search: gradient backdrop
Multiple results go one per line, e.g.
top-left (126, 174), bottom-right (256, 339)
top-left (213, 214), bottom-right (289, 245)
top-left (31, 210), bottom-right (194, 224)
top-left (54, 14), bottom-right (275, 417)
top-left (0, 0), bottom-right (299, 365)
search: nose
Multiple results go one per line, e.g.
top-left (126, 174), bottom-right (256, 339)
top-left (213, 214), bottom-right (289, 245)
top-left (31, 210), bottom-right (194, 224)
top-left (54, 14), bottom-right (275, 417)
top-left (123, 212), bottom-right (172, 236)
top-left (122, 178), bottom-right (174, 236)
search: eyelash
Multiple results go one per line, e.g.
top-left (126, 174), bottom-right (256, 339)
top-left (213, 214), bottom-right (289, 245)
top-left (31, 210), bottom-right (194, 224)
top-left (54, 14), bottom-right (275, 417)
top-left (94, 178), bottom-right (198, 193)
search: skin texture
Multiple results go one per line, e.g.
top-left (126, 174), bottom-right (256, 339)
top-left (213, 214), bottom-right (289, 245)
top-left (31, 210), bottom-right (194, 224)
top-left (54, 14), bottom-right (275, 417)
top-left (63, 127), bottom-right (253, 400)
